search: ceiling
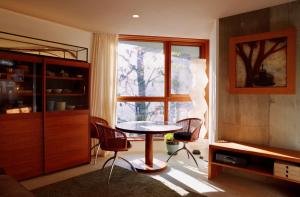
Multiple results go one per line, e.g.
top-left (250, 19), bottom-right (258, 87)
top-left (0, 0), bottom-right (294, 38)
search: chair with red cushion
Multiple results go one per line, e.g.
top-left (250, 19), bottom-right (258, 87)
top-left (90, 117), bottom-right (109, 164)
top-left (167, 118), bottom-right (203, 168)
top-left (96, 123), bottom-right (136, 184)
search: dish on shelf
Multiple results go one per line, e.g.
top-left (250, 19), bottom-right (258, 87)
top-left (6, 106), bottom-right (32, 114)
top-left (47, 100), bottom-right (55, 111)
top-left (55, 101), bottom-right (66, 111)
top-left (66, 105), bottom-right (76, 110)
top-left (20, 107), bottom-right (32, 113)
top-left (17, 90), bottom-right (33, 94)
top-left (53, 89), bottom-right (63, 94)
top-left (62, 73), bottom-right (69, 77)
top-left (17, 100), bottom-right (24, 106)
top-left (6, 108), bottom-right (20, 114)
top-left (46, 89), bottom-right (52, 93)
top-left (18, 65), bottom-right (30, 74)
top-left (76, 74), bottom-right (83, 78)
top-left (6, 68), bottom-right (14, 73)
top-left (63, 89), bottom-right (72, 94)
top-left (46, 70), bottom-right (55, 77)
top-left (60, 70), bottom-right (69, 77)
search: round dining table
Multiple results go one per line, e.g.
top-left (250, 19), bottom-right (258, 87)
top-left (116, 121), bottom-right (183, 173)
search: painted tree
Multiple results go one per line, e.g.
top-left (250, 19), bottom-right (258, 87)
top-left (236, 37), bottom-right (287, 87)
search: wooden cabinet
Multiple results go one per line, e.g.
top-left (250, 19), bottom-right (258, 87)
top-left (44, 110), bottom-right (89, 173)
top-left (0, 51), bottom-right (90, 180)
top-left (43, 58), bottom-right (90, 173)
top-left (0, 113), bottom-right (43, 180)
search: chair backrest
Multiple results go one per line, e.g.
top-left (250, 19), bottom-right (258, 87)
top-left (95, 123), bottom-right (127, 150)
top-left (176, 118), bottom-right (203, 141)
top-left (90, 116), bottom-right (109, 138)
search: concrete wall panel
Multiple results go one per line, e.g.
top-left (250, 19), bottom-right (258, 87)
top-left (218, 1), bottom-right (300, 150)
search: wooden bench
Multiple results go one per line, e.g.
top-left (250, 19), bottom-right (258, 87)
top-left (208, 141), bottom-right (300, 184)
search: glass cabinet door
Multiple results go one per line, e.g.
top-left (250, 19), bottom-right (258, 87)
top-left (0, 58), bottom-right (42, 114)
top-left (46, 63), bottom-right (89, 112)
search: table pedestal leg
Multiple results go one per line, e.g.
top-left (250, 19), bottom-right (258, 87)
top-left (145, 134), bottom-right (153, 166)
top-left (130, 133), bottom-right (168, 173)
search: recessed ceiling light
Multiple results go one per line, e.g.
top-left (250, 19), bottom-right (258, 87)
top-left (132, 14), bottom-right (140, 18)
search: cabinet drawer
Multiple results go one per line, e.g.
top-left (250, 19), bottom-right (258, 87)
top-left (274, 161), bottom-right (300, 182)
top-left (44, 110), bottom-right (89, 173)
top-left (274, 167), bottom-right (299, 175)
top-left (0, 113), bottom-right (43, 180)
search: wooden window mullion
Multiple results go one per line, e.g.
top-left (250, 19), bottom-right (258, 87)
top-left (164, 41), bottom-right (171, 121)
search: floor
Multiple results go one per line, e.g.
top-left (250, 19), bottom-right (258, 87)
top-left (22, 149), bottom-right (300, 197)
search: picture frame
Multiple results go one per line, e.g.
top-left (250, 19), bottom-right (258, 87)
top-left (229, 28), bottom-right (296, 94)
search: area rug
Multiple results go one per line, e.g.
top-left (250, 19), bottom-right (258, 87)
top-left (33, 166), bottom-right (206, 197)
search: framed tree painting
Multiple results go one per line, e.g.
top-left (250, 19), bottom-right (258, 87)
top-left (229, 28), bottom-right (296, 94)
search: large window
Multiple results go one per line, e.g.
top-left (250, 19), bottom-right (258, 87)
top-left (116, 36), bottom-right (209, 138)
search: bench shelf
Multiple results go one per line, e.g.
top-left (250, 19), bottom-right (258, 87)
top-left (208, 141), bottom-right (300, 184)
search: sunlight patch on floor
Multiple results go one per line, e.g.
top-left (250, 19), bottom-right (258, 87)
top-left (166, 168), bottom-right (224, 193)
top-left (151, 174), bottom-right (190, 196)
top-left (177, 160), bottom-right (185, 165)
top-left (183, 165), bottom-right (208, 176)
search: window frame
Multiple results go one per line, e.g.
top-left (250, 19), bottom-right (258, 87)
top-left (117, 35), bottom-right (209, 135)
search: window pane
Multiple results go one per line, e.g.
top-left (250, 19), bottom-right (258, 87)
top-left (116, 102), bottom-right (164, 137)
top-left (117, 41), bottom-right (164, 96)
top-left (171, 45), bottom-right (200, 94)
top-left (168, 102), bottom-right (193, 123)
top-left (116, 102), bottom-right (164, 123)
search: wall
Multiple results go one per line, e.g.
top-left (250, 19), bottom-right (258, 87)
top-left (218, 1), bottom-right (300, 150)
top-left (0, 8), bottom-right (92, 62)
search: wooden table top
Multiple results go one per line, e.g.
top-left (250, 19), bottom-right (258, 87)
top-left (116, 121), bottom-right (182, 134)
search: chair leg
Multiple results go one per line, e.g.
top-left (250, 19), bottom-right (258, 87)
top-left (186, 146), bottom-right (190, 159)
top-left (102, 155), bottom-right (115, 169)
top-left (91, 143), bottom-right (100, 150)
top-left (107, 152), bottom-right (118, 184)
top-left (167, 146), bottom-right (185, 162)
top-left (167, 142), bottom-right (200, 169)
top-left (119, 156), bottom-right (137, 173)
top-left (94, 144), bottom-right (101, 165)
top-left (180, 143), bottom-right (189, 159)
top-left (186, 148), bottom-right (199, 169)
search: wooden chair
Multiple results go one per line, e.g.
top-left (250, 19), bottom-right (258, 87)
top-left (96, 123), bottom-right (137, 184)
top-left (167, 118), bottom-right (203, 168)
top-left (90, 116), bottom-right (109, 164)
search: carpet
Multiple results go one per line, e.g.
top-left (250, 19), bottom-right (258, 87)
top-left (33, 166), bottom-right (206, 197)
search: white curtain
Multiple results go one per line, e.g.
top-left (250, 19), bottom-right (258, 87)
top-left (90, 32), bottom-right (118, 126)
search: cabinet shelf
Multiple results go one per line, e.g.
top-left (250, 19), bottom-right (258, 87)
top-left (0, 92), bottom-right (41, 96)
top-left (211, 161), bottom-right (273, 177)
top-left (0, 72), bottom-right (41, 78)
top-left (47, 93), bottom-right (85, 96)
top-left (211, 161), bottom-right (300, 184)
top-left (46, 76), bottom-right (85, 81)
top-left (18, 93), bottom-right (41, 96)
